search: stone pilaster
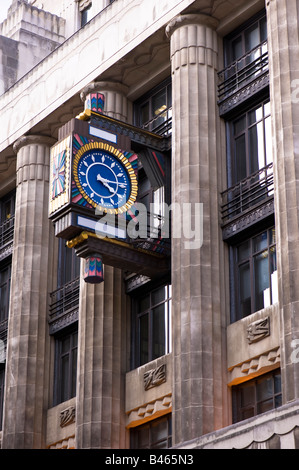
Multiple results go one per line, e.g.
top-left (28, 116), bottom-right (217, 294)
top-left (266, 0), bottom-right (299, 402)
top-left (75, 83), bottom-right (131, 449)
top-left (2, 135), bottom-right (55, 449)
top-left (166, 14), bottom-right (225, 444)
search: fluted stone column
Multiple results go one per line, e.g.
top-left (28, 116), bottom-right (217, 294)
top-left (2, 135), bottom-right (55, 449)
top-left (75, 82), bottom-right (131, 449)
top-left (80, 81), bottom-right (132, 123)
top-left (166, 14), bottom-right (225, 445)
top-left (266, 0), bottom-right (299, 403)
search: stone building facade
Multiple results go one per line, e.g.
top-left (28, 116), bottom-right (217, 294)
top-left (0, 0), bottom-right (298, 449)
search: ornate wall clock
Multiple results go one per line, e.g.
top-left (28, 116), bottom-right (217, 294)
top-left (73, 141), bottom-right (138, 214)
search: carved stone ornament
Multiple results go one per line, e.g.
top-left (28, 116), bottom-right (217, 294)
top-left (144, 364), bottom-right (166, 391)
top-left (247, 317), bottom-right (270, 344)
top-left (60, 406), bottom-right (76, 428)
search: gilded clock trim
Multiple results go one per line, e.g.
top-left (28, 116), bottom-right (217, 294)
top-left (73, 141), bottom-right (138, 214)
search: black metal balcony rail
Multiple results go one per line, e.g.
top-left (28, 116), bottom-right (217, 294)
top-left (49, 277), bottom-right (80, 324)
top-left (221, 163), bottom-right (274, 223)
top-left (0, 216), bottom-right (14, 249)
top-left (127, 210), bottom-right (171, 255)
top-left (218, 42), bottom-right (268, 102)
top-left (141, 107), bottom-right (172, 137)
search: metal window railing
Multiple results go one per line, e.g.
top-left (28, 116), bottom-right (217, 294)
top-left (218, 42), bottom-right (268, 102)
top-left (221, 163), bottom-right (274, 223)
top-left (49, 277), bottom-right (80, 323)
top-left (0, 216), bottom-right (14, 249)
top-left (141, 107), bottom-right (172, 137)
top-left (128, 211), bottom-right (171, 255)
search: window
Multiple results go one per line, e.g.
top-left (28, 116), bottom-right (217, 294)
top-left (218, 10), bottom-right (269, 116)
top-left (0, 364), bottom-right (4, 431)
top-left (130, 415), bottom-right (172, 449)
top-left (0, 262), bottom-right (11, 323)
top-left (225, 12), bottom-right (267, 68)
top-left (133, 285), bottom-right (172, 367)
top-left (232, 370), bottom-right (282, 423)
top-left (233, 227), bottom-right (277, 320)
top-left (134, 79), bottom-right (172, 136)
top-left (0, 191), bottom-right (15, 223)
top-left (80, 2), bottom-right (92, 27)
top-left (230, 99), bottom-right (272, 186)
top-left (57, 239), bottom-right (80, 288)
top-left (0, 191), bottom-right (15, 249)
top-left (54, 327), bottom-right (78, 405)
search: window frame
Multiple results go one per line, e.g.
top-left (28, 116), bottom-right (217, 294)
top-left (227, 97), bottom-right (272, 187)
top-left (132, 284), bottom-right (172, 368)
top-left (53, 325), bottom-right (78, 406)
top-left (57, 239), bottom-right (80, 288)
top-left (0, 364), bottom-right (5, 431)
top-left (224, 10), bottom-right (267, 67)
top-left (130, 414), bottom-right (172, 449)
top-left (134, 78), bottom-right (172, 136)
top-left (231, 226), bottom-right (277, 322)
top-left (232, 369), bottom-right (282, 424)
top-left (0, 260), bottom-right (11, 324)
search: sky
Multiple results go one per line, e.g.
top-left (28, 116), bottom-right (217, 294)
top-left (0, 0), bottom-right (12, 23)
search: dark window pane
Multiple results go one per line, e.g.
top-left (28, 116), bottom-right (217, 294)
top-left (257, 399), bottom-right (274, 414)
top-left (61, 355), bottom-right (70, 402)
top-left (140, 102), bottom-right (150, 127)
top-left (239, 262), bottom-right (251, 317)
top-left (274, 373), bottom-right (281, 394)
top-left (249, 123), bottom-right (264, 173)
top-left (152, 305), bottom-right (166, 359)
top-left (248, 104), bottom-right (263, 125)
top-left (72, 347), bottom-right (77, 396)
top-left (55, 329), bottom-right (78, 405)
top-left (245, 23), bottom-right (260, 52)
top-left (241, 408), bottom-right (255, 420)
top-left (235, 135), bottom-right (247, 182)
top-left (130, 415), bottom-right (171, 449)
top-left (240, 384), bottom-right (255, 407)
top-left (238, 241), bottom-right (250, 262)
top-left (254, 251), bottom-right (270, 310)
top-left (152, 286), bottom-right (166, 305)
top-left (232, 36), bottom-right (243, 61)
top-left (234, 115), bottom-right (246, 135)
top-left (62, 336), bottom-right (71, 355)
top-left (257, 376), bottom-right (273, 401)
top-left (233, 370), bottom-right (282, 423)
top-left (260, 17), bottom-right (267, 42)
top-left (139, 314), bottom-right (149, 366)
top-left (253, 231), bottom-right (268, 252)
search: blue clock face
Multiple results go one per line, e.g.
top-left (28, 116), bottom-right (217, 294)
top-left (73, 144), bottom-right (137, 214)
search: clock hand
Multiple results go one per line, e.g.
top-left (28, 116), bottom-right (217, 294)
top-left (97, 175), bottom-right (115, 193)
top-left (97, 175), bottom-right (127, 186)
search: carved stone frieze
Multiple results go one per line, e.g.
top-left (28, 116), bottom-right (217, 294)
top-left (60, 406), bottom-right (76, 428)
top-left (228, 347), bottom-right (280, 385)
top-left (247, 317), bottom-right (270, 344)
top-left (144, 364), bottom-right (166, 391)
